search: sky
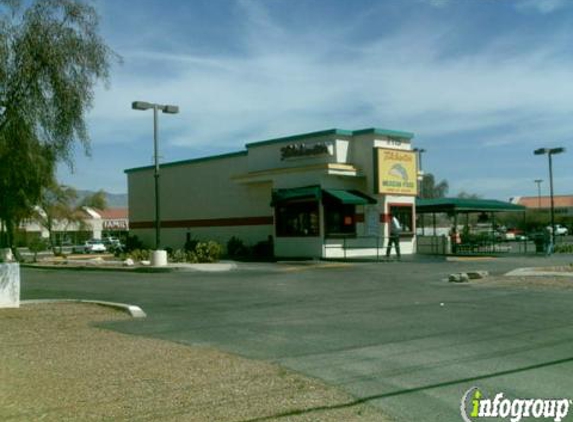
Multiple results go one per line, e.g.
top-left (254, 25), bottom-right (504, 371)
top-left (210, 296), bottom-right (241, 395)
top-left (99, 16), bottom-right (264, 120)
top-left (58, 0), bottom-right (573, 200)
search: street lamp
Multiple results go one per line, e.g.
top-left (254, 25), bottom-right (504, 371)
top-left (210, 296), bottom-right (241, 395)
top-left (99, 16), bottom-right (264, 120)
top-left (533, 147), bottom-right (565, 246)
top-left (413, 148), bottom-right (426, 197)
top-left (534, 179), bottom-right (543, 209)
top-left (132, 101), bottom-right (179, 266)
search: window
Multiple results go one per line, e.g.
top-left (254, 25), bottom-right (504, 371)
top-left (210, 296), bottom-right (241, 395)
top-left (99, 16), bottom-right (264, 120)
top-left (324, 203), bottom-right (356, 237)
top-left (276, 200), bottom-right (320, 237)
top-left (389, 204), bottom-right (414, 235)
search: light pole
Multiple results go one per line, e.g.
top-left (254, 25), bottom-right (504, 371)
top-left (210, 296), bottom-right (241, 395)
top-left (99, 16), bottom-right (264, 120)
top-left (132, 101), bottom-right (179, 265)
top-left (534, 147), bottom-right (565, 246)
top-left (413, 148), bottom-right (426, 198)
top-left (534, 179), bottom-right (543, 209)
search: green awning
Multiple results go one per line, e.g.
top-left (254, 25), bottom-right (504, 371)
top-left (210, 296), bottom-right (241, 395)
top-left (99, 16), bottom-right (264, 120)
top-left (323, 189), bottom-right (376, 205)
top-left (271, 186), bottom-right (376, 206)
top-left (416, 198), bottom-right (526, 213)
top-left (271, 186), bottom-right (321, 206)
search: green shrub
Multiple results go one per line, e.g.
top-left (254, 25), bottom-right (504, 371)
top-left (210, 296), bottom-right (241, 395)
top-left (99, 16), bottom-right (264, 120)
top-left (184, 234), bottom-right (199, 252)
top-left (554, 243), bottom-right (573, 254)
top-left (227, 236), bottom-right (248, 257)
top-left (252, 238), bottom-right (273, 259)
top-left (125, 235), bottom-right (144, 252)
top-left (23, 238), bottom-right (48, 263)
top-left (169, 249), bottom-right (188, 263)
top-left (129, 249), bottom-right (151, 262)
top-left (189, 241), bottom-right (222, 263)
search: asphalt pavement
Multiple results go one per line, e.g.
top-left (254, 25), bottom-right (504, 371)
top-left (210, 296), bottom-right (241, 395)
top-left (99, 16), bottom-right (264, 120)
top-left (21, 254), bottom-right (573, 421)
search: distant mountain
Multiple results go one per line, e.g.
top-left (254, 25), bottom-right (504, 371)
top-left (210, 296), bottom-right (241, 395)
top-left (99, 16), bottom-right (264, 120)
top-left (76, 190), bottom-right (128, 208)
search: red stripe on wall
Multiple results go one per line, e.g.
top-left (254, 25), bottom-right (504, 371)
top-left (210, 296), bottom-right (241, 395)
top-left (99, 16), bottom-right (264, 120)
top-left (380, 213), bottom-right (391, 223)
top-left (130, 216), bottom-right (274, 230)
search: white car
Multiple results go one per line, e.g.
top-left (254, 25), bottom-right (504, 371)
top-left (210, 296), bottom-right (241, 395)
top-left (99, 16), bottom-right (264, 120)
top-left (84, 239), bottom-right (107, 254)
top-left (547, 225), bottom-right (568, 236)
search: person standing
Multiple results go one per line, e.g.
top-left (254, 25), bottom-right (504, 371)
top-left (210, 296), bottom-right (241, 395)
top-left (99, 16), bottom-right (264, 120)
top-left (386, 216), bottom-right (402, 260)
top-left (450, 227), bottom-right (461, 254)
top-left (544, 226), bottom-right (554, 256)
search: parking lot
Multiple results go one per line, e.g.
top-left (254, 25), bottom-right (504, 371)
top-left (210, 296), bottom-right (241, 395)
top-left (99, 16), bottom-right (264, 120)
top-left (21, 255), bottom-right (573, 421)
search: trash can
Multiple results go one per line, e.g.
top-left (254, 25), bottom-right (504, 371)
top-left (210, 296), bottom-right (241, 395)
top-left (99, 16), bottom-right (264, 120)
top-left (532, 233), bottom-right (545, 253)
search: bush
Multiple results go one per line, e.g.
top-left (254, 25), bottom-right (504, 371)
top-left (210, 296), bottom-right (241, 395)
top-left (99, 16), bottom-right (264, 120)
top-left (252, 238), bottom-right (273, 259)
top-left (125, 235), bottom-right (144, 252)
top-left (184, 234), bottom-right (199, 252)
top-left (169, 249), bottom-right (188, 263)
top-left (25, 237), bottom-right (49, 263)
top-left (227, 236), bottom-right (248, 257)
top-left (189, 241), bottom-right (222, 263)
top-left (554, 243), bottom-right (573, 254)
top-left (128, 249), bottom-right (151, 262)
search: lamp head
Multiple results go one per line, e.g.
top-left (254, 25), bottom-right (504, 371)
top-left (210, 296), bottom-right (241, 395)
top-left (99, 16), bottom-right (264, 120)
top-left (534, 147), bottom-right (566, 155)
top-left (162, 105), bottom-right (179, 114)
top-left (549, 147), bottom-right (565, 155)
top-left (132, 101), bottom-right (153, 111)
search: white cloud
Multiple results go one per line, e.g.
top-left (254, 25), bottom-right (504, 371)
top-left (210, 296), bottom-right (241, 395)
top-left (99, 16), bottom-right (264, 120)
top-left (515, 0), bottom-right (570, 14)
top-left (420, 0), bottom-right (453, 8)
top-left (422, 0), bottom-right (572, 15)
top-left (79, 0), bottom-right (573, 196)
top-left (90, 17), bottom-right (573, 149)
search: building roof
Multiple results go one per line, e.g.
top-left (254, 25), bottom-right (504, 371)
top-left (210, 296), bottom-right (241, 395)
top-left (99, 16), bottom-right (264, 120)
top-left (96, 208), bottom-right (128, 219)
top-left (513, 195), bottom-right (573, 209)
top-left (124, 127), bottom-right (414, 173)
top-left (245, 127), bottom-right (414, 148)
top-left (416, 198), bottom-right (526, 213)
top-left (124, 151), bottom-right (247, 174)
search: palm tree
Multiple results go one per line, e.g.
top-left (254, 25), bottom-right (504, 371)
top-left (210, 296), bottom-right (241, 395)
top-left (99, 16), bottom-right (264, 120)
top-left (420, 173), bottom-right (449, 199)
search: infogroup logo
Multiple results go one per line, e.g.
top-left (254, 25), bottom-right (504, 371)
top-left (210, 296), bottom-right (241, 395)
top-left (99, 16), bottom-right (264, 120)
top-left (460, 387), bottom-right (571, 422)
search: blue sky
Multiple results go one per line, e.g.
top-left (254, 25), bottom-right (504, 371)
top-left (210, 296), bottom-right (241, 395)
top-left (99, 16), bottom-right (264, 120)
top-left (58, 0), bottom-right (573, 200)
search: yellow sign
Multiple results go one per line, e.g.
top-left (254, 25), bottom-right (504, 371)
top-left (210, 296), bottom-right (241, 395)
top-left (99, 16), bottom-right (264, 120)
top-left (376, 149), bottom-right (418, 195)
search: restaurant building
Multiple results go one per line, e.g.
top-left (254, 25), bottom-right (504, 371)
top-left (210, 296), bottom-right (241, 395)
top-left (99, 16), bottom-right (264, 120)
top-left (125, 128), bottom-right (419, 258)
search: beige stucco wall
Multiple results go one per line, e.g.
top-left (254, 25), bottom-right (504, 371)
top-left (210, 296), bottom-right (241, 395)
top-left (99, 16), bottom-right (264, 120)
top-left (127, 153), bottom-right (274, 249)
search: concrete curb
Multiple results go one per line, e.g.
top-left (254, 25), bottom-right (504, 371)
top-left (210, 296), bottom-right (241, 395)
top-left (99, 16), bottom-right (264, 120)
top-left (20, 262), bottom-right (238, 273)
top-left (169, 262), bottom-right (238, 272)
top-left (505, 267), bottom-right (573, 277)
top-left (20, 263), bottom-right (174, 273)
top-left (21, 299), bottom-right (146, 318)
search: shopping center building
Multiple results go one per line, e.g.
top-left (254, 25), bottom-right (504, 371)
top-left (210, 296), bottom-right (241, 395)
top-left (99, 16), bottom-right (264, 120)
top-left (126, 127), bottom-right (419, 258)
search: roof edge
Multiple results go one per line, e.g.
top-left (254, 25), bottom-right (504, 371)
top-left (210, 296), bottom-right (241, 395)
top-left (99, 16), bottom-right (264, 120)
top-left (246, 129), bottom-right (353, 149)
top-left (352, 127), bottom-right (414, 139)
top-left (124, 150), bottom-right (247, 174)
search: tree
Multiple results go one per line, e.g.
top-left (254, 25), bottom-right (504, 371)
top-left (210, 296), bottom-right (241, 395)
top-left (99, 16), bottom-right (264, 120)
top-left (0, 0), bottom-right (117, 252)
top-left (80, 189), bottom-right (107, 210)
top-left (457, 191), bottom-right (482, 200)
top-left (420, 173), bottom-right (449, 199)
top-left (35, 183), bottom-right (80, 252)
top-left (35, 185), bottom-right (108, 252)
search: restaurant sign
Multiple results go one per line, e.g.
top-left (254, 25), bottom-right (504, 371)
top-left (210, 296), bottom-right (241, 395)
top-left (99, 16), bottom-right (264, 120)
top-left (103, 219), bottom-right (129, 230)
top-left (376, 149), bottom-right (417, 195)
top-left (280, 142), bottom-right (333, 160)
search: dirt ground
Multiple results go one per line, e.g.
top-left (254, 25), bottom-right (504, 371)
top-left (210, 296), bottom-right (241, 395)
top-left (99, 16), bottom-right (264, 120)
top-left (473, 265), bottom-right (573, 290)
top-left (0, 303), bottom-right (389, 422)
